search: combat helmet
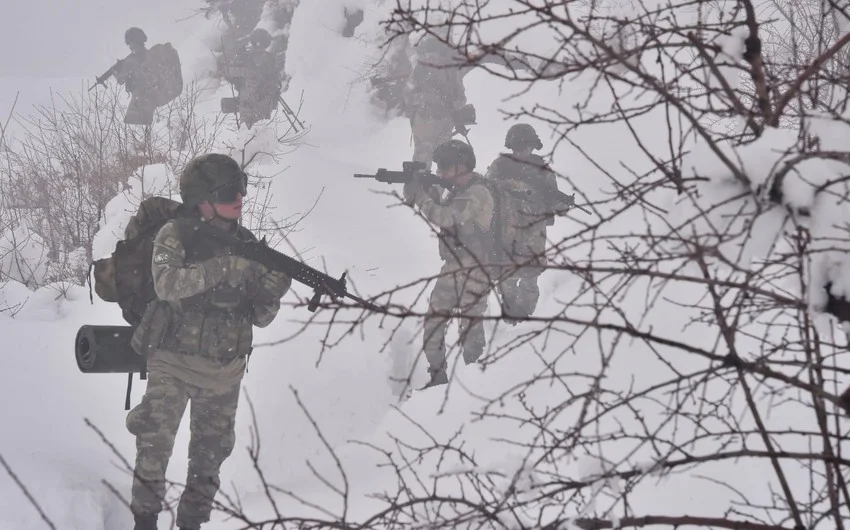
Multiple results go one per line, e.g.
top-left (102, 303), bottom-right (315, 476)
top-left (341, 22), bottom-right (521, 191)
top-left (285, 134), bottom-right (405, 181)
top-left (433, 139), bottom-right (476, 171)
top-left (249, 28), bottom-right (272, 49)
top-left (179, 153), bottom-right (248, 206)
top-left (505, 124), bottom-right (543, 151)
top-left (124, 27), bottom-right (147, 47)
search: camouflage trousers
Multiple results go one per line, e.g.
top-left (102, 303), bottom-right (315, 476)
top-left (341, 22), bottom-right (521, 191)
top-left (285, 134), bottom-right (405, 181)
top-left (423, 263), bottom-right (491, 373)
top-left (498, 232), bottom-right (547, 319)
top-left (238, 89), bottom-right (277, 128)
top-left (124, 93), bottom-right (157, 126)
top-left (498, 265), bottom-right (543, 319)
top-left (127, 368), bottom-right (241, 529)
top-left (410, 112), bottom-right (455, 170)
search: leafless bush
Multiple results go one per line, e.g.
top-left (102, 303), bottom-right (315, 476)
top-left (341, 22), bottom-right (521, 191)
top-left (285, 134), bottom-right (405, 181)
top-left (0, 76), bottom-right (307, 290)
top-left (9, 1), bottom-right (850, 528)
top-left (0, 83), bottom-right (185, 287)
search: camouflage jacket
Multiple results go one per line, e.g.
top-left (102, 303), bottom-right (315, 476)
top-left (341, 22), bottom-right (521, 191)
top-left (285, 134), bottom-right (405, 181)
top-left (405, 173), bottom-right (495, 269)
top-left (131, 218), bottom-right (284, 361)
top-left (229, 47), bottom-right (279, 92)
top-left (115, 49), bottom-right (147, 93)
top-left (406, 49), bottom-right (536, 118)
top-left (407, 57), bottom-right (466, 118)
top-left (485, 152), bottom-right (559, 229)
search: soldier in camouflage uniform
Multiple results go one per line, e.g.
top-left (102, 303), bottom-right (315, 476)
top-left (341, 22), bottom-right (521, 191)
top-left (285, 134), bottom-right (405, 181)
top-left (406, 36), bottom-right (539, 170)
top-left (485, 124), bottom-right (558, 321)
top-left (127, 153), bottom-right (291, 530)
top-left (403, 140), bottom-right (495, 388)
top-left (114, 27), bottom-right (157, 125)
top-left (407, 37), bottom-right (465, 170)
top-left (225, 28), bottom-right (280, 128)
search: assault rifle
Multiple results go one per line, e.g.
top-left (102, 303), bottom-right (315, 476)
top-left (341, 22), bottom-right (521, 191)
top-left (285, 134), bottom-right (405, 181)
top-left (354, 161), bottom-right (452, 189)
top-left (90, 57), bottom-right (126, 91)
top-left (192, 219), bottom-right (379, 312)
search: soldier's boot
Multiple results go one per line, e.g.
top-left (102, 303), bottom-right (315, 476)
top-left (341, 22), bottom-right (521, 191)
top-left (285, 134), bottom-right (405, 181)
top-left (498, 280), bottom-right (525, 325)
top-left (133, 513), bottom-right (157, 530)
top-left (460, 318), bottom-right (486, 365)
top-left (500, 285), bottom-right (536, 325)
top-left (421, 368), bottom-right (448, 389)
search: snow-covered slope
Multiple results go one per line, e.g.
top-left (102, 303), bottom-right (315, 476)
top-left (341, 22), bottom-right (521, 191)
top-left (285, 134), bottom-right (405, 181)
top-left (1, 1), bottom-right (846, 529)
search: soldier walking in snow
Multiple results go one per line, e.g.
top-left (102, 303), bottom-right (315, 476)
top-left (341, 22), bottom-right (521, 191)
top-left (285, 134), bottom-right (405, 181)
top-left (126, 154), bottom-right (291, 530)
top-left (485, 124), bottom-right (561, 322)
top-left (403, 140), bottom-right (496, 388)
top-left (92, 27), bottom-right (183, 126)
top-left (114, 27), bottom-right (157, 125)
top-left (405, 36), bottom-right (537, 170)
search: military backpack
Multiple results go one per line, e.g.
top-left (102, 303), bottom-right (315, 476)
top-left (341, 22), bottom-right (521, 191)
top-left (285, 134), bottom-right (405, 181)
top-left (93, 196), bottom-right (188, 326)
top-left (137, 42), bottom-right (183, 107)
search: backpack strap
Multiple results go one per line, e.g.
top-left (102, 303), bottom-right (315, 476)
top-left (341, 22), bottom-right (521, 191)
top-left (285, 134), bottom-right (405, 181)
top-left (473, 176), bottom-right (506, 263)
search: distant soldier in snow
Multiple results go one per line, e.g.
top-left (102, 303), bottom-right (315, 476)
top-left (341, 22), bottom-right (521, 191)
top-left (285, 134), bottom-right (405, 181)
top-left (341, 6), bottom-right (364, 38)
top-left (405, 36), bottom-right (537, 170)
top-left (208, 0), bottom-right (298, 93)
top-left (222, 28), bottom-right (281, 127)
top-left (403, 140), bottom-right (496, 389)
top-left (485, 124), bottom-right (560, 322)
top-left (114, 28), bottom-right (157, 125)
top-left (405, 36), bottom-right (467, 170)
top-left (92, 27), bottom-right (183, 126)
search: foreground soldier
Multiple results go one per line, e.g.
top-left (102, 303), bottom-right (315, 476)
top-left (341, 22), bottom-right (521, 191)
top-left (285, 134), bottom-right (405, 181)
top-left (127, 153), bottom-right (291, 530)
top-left (485, 124), bottom-right (559, 321)
top-left (403, 140), bottom-right (495, 388)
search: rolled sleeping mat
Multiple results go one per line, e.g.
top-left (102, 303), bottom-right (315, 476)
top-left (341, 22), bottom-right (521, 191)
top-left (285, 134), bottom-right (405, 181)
top-left (75, 325), bottom-right (146, 374)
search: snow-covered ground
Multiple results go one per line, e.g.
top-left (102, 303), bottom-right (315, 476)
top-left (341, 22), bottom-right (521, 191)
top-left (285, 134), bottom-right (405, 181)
top-left (1, 1), bottom-right (848, 529)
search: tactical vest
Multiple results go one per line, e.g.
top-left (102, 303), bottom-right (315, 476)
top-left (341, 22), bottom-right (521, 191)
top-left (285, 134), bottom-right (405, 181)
top-left (437, 176), bottom-right (494, 267)
top-left (158, 218), bottom-right (258, 362)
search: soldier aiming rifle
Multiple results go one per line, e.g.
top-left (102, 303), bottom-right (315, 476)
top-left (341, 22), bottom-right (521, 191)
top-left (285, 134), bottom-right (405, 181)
top-left (90, 27), bottom-right (183, 125)
top-left (354, 160), bottom-right (452, 189)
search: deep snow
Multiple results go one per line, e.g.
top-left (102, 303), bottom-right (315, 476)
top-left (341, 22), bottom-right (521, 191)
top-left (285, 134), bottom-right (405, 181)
top-left (0, 1), bottom-right (848, 529)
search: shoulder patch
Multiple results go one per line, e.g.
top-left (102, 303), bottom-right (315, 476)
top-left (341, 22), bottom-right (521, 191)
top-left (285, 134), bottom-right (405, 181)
top-left (153, 250), bottom-right (173, 265)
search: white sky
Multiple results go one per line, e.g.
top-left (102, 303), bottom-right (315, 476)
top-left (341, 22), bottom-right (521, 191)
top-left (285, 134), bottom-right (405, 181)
top-left (0, 0), bottom-right (199, 121)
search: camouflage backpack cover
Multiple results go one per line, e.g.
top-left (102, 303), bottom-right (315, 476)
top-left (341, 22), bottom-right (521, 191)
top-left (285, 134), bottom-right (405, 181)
top-left (475, 178), bottom-right (520, 262)
top-left (137, 42), bottom-right (183, 107)
top-left (483, 154), bottom-right (558, 257)
top-left (93, 196), bottom-right (188, 326)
